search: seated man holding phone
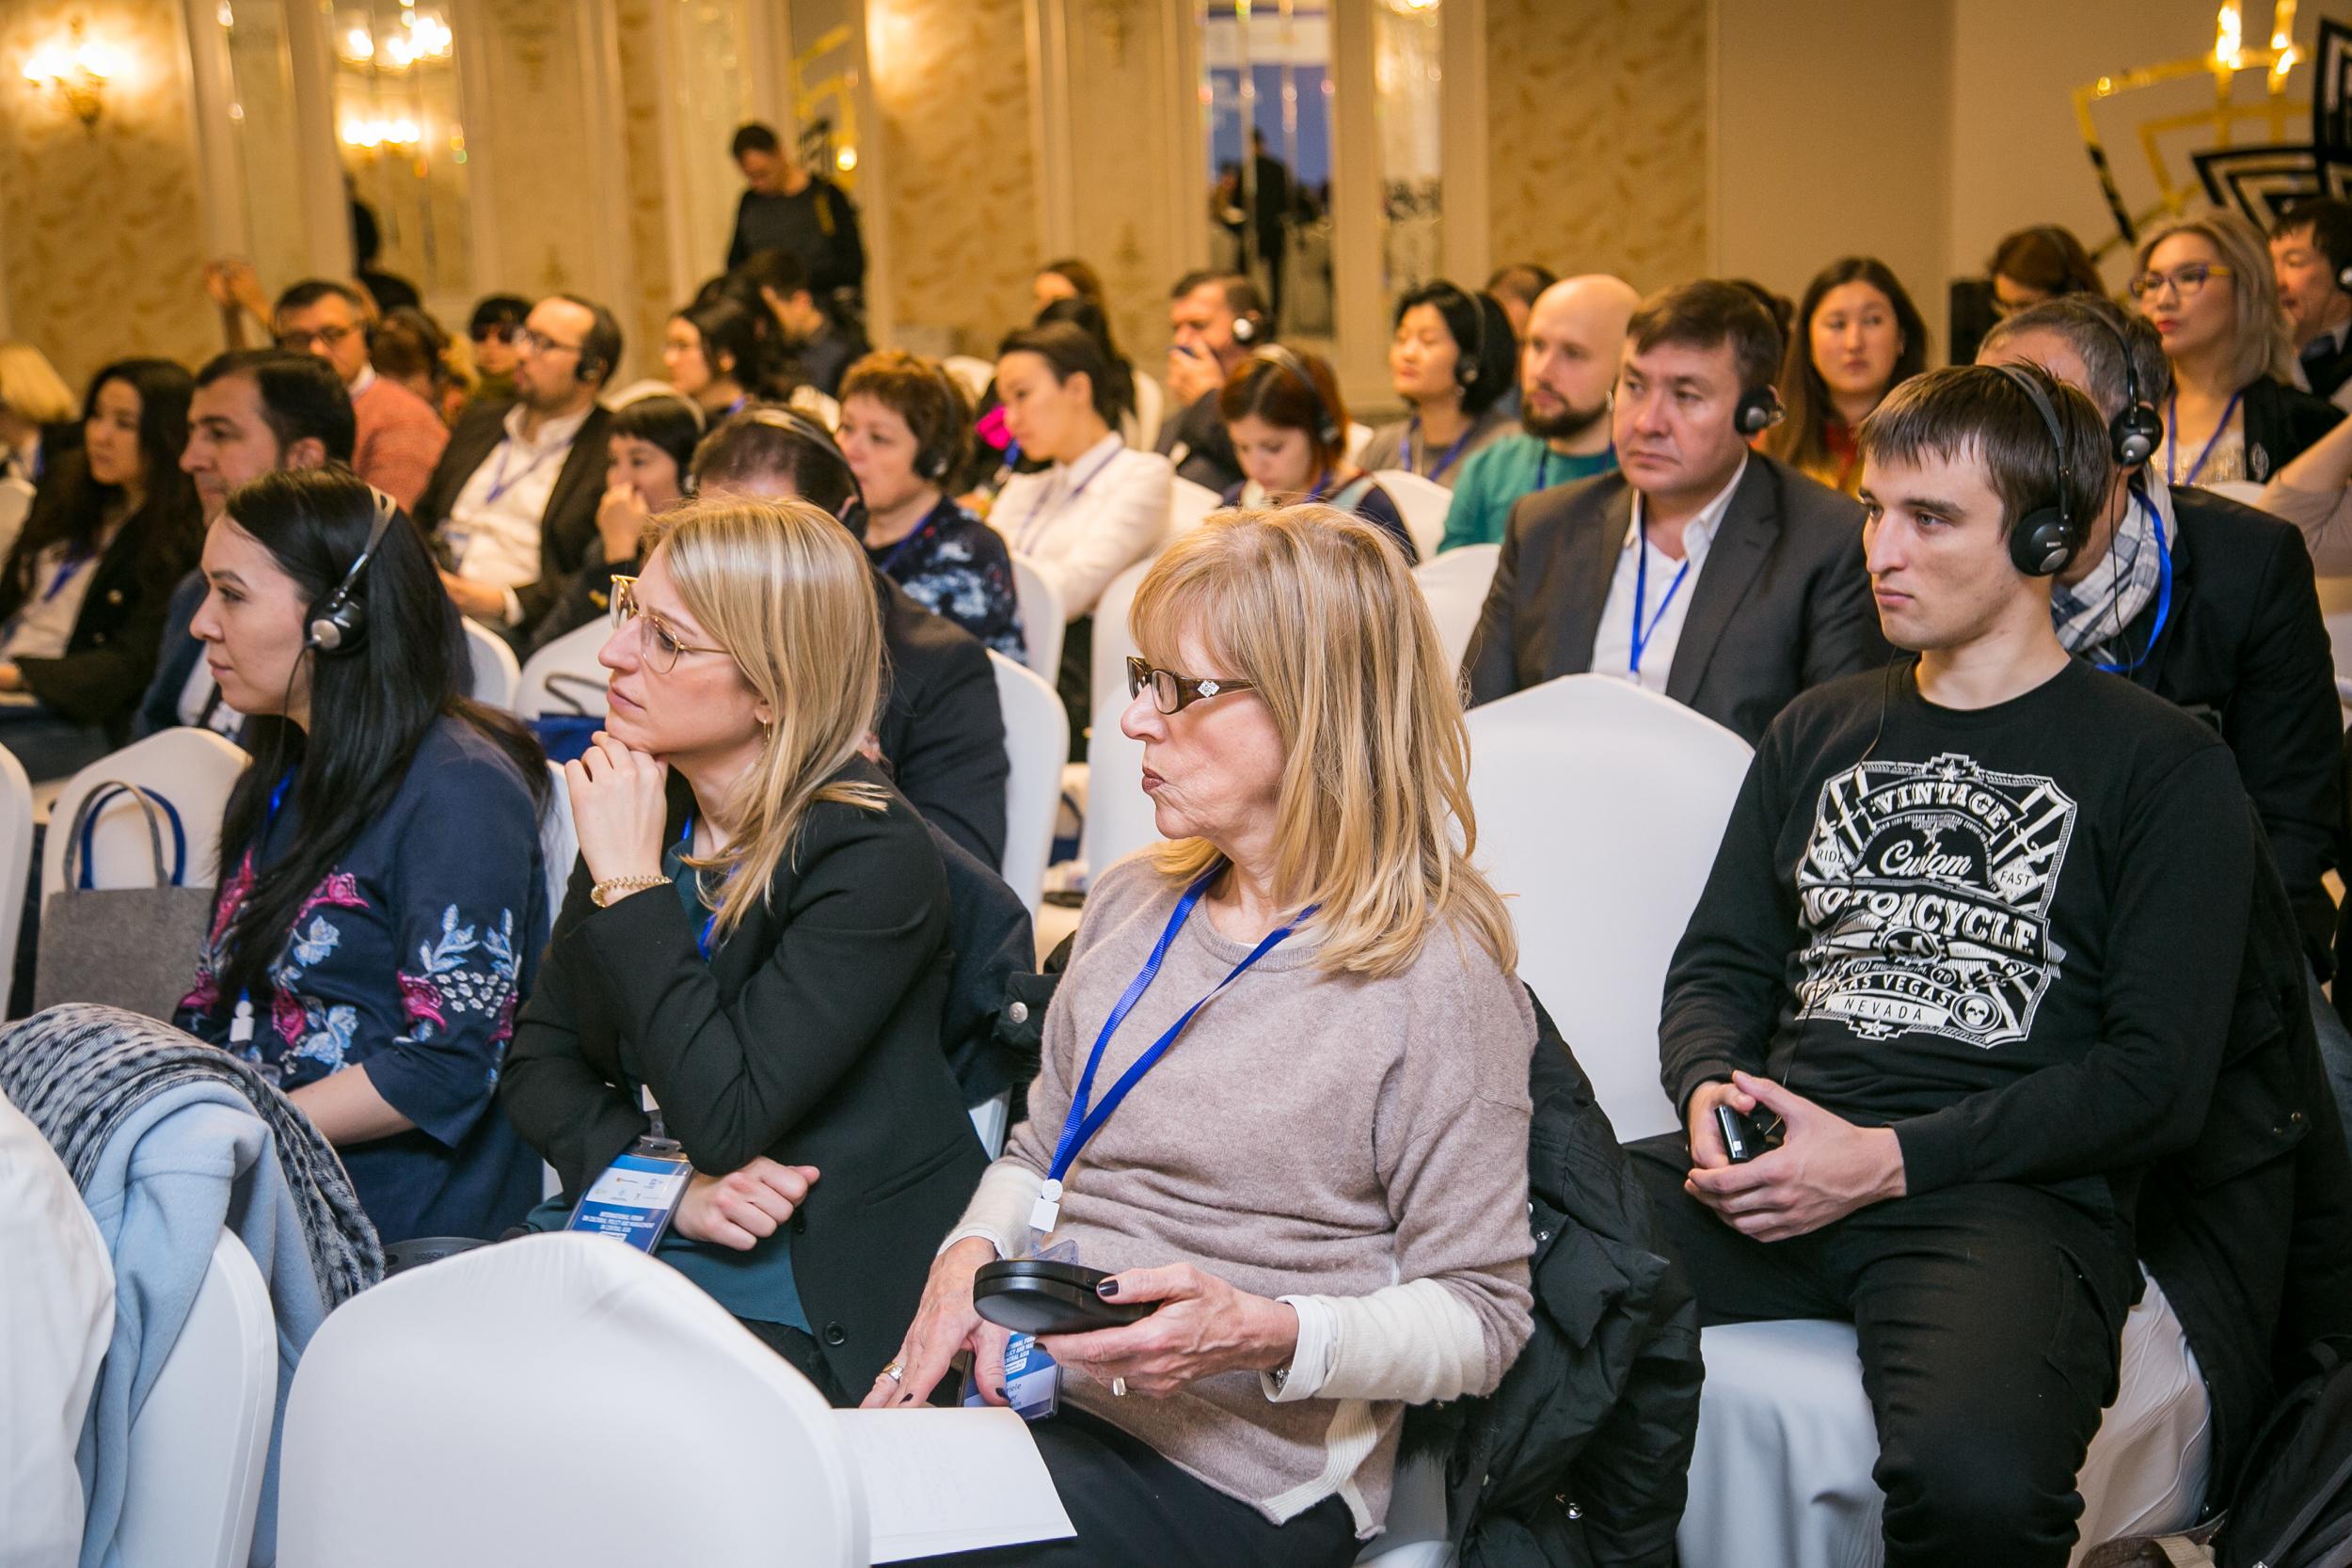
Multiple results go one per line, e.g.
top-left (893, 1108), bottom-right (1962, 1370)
top-left (1630, 364), bottom-right (2256, 1567)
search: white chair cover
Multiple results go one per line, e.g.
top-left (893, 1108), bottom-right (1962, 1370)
top-left (1413, 544), bottom-right (1501, 673)
top-left (1082, 690), bottom-right (1157, 883)
top-left (1133, 371), bottom-right (1168, 447)
top-left (1373, 468), bottom-right (1454, 562)
top-left (515, 618), bottom-right (611, 720)
top-left (0, 744), bottom-right (34, 982)
top-left (1169, 476), bottom-right (1222, 534)
top-left (1357, 1457), bottom-right (1454, 1565)
top-left (277, 1232), bottom-right (866, 1568)
top-left (787, 385), bottom-right (842, 430)
top-left (1347, 420), bottom-right (1375, 465)
top-left (42, 728), bottom-right (251, 903)
top-left (990, 653), bottom-right (1069, 914)
top-left (1090, 557), bottom-right (1153, 724)
top-left (463, 619), bottom-right (521, 711)
top-left (943, 356), bottom-right (995, 403)
top-left (1679, 1271), bottom-right (2209, 1568)
top-left (539, 760), bottom-right (578, 920)
top-left (1463, 675), bottom-right (1750, 1139)
top-left (118, 1227), bottom-right (276, 1568)
top-left (1009, 553), bottom-right (1066, 680)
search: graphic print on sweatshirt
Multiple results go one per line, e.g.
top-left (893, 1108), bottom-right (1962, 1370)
top-left (1793, 752), bottom-right (2075, 1047)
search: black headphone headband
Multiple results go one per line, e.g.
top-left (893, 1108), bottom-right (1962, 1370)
top-left (741, 404), bottom-right (864, 512)
top-left (1248, 344), bottom-right (1342, 451)
top-left (1994, 363), bottom-right (2080, 577)
top-left (307, 486), bottom-right (400, 654)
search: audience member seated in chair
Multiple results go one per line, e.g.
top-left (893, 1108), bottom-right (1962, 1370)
top-left (526, 389), bottom-right (703, 657)
top-left (1216, 343), bottom-right (1415, 562)
top-left (993, 323), bottom-right (1172, 755)
top-left (1977, 296), bottom-right (2352, 1143)
top-left (662, 295), bottom-right (771, 421)
top-left (2131, 211), bottom-right (2342, 485)
top-left (142, 349), bottom-right (355, 744)
top-left (1464, 279), bottom-right (1884, 744)
top-left (690, 404), bottom-right (1009, 866)
top-left (838, 350), bottom-right (1026, 662)
top-left (1155, 272), bottom-right (1268, 495)
top-left (870, 509), bottom-right (1535, 1568)
top-left (1438, 274), bottom-right (1638, 553)
top-left (1357, 282), bottom-right (1519, 488)
top-left (174, 467), bottom-right (552, 1244)
top-left (501, 496), bottom-right (985, 1400)
top-left (0, 358), bottom-right (205, 782)
top-left (1629, 365), bottom-right (2258, 1567)
top-left (267, 279), bottom-right (448, 511)
top-left (409, 293), bottom-right (622, 645)
top-left (1760, 256), bottom-right (1929, 496)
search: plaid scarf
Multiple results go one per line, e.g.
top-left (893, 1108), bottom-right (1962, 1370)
top-left (2050, 483), bottom-right (2169, 665)
top-left (0, 1004), bottom-right (382, 1305)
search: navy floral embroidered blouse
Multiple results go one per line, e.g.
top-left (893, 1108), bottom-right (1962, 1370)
top-left (176, 717), bottom-right (550, 1243)
top-left (858, 496), bottom-right (1028, 663)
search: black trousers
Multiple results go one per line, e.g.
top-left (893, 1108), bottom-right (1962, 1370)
top-left (739, 1319), bottom-right (851, 1406)
top-left (1627, 1135), bottom-right (2138, 1568)
top-left (914, 1405), bottom-right (1359, 1567)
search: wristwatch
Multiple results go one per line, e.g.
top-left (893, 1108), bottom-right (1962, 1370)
top-left (591, 875), bottom-right (667, 908)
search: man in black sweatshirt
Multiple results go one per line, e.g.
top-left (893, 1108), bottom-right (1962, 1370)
top-left (1633, 364), bottom-right (2255, 1567)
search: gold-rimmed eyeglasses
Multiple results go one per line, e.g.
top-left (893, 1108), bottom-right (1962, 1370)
top-left (609, 575), bottom-right (726, 675)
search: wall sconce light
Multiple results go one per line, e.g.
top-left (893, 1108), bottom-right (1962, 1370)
top-left (21, 20), bottom-right (118, 132)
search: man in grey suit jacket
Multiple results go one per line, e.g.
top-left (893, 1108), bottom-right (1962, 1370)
top-left (1465, 279), bottom-right (1886, 744)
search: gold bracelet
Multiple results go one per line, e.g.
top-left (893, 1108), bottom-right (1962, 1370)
top-left (591, 875), bottom-right (668, 908)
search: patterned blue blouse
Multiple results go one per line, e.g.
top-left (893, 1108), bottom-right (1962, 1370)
top-left (176, 717), bottom-right (550, 1243)
top-left (858, 496), bottom-right (1028, 663)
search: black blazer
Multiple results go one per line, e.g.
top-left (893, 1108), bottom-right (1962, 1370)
top-left (1464, 454), bottom-right (1885, 744)
top-left (2239, 374), bottom-right (2344, 482)
top-left (875, 571), bottom-right (1009, 867)
top-left (501, 760), bottom-right (985, 1393)
top-left (410, 400), bottom-right (613, 638)
top-left (1, 466), bottom-right (201, 730)
top-left (2118, 485), bottom-right (2344, 969)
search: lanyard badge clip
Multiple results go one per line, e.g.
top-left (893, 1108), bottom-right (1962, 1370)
top-left (565, 1135), bottom-right (693, 1252)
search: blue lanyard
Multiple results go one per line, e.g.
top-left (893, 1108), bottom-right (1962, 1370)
top-left (1408, 415), bottom-right (1474, 483)
top-left (38, 546), bottom-right (92, 603)
top-left (230, 769), bottom-right (298, 1042)
top-left (678, 816), bottom-right (723, 962)
top-left (483, 436), bottom-right (564, 507)
top-left (1014, 445), bottom-right (1122, 551)
top-left (1629, 515), bottom-right (1694, 675)
top-left (2093, 494), bottom-right (2174, 675)
top-left (1042, 866), bottom-right (1316, 1193)
top-left (873, 499), bottom-right (946, 578)
top-left (2165, 388), bottom-right (2245, 487)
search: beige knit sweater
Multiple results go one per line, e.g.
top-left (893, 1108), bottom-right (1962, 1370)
top-left (950, 856), bottom-right (1536, 1536)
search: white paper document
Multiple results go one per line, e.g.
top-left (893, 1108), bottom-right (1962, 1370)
top-left (831, 1406), bottom-right (1077, 1562)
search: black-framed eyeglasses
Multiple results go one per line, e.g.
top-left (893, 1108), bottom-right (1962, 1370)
top-left (514, 325), bottom-right (584, 358)
top-left (609, 576), bottom-right (727, 675)
top-left (275, 324), bottom-right (359, 353)
top-left (1126, 656), bottom-right (1255, 714)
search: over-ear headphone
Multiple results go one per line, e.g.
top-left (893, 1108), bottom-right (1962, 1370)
top-left (914, 360), bottom-right (962, 483)
top-left (1994, 363), bottom-right (2082, 578)
top-left (2087, 310), bottom-right (2160, 467)
top-left (1734, 384), bottom-right (1786, 437)
top-left (1230, 308), bottom-right (1267, 347)
top-left (743, 404), bottom-right (866, 512)
top-left (1429, 283), bottom-right (1492, 388)
top-left (1250, 344), bottom-right (1342, 451)
top-left (308, 487), bottom-right (401, 654)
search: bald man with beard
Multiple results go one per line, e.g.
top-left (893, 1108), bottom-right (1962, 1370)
top-left (1438, 274), bottom-right (1644, 553)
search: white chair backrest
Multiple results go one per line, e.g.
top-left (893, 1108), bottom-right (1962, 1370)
top-left (1169, 476), bottom-right (1222, 535)
top-left (2327, 610), bottom-right (2352, 688)
top-left (1089, 557), bottom-right (1153, 723)
top-left (1346, 420), bottom-right (1374, 465)
top-left (1082, 690), bottom-right (1158, 881)
top-left (1375, 468), bottom-right (1454, 562)
top-left (1414, 543), bottom-right (1502, 673)
top-left (1133, 371), bottom-right (1167, 445)
top-left (787, 385), bottom-right (842, 430)
top-left (540, 761), bottom-right (578, 919)
top-left (117, 1227), bottom-right (276, 1568)
top-left (464, 620), bottom-right (521, 711)
top-left (1466, 676), bottom-right (1752, 1139)
top-left (515, 618), bottom-right (611, 720)
top-left (942, 356), bottom-right (994, 403)
top-left (990, 653), bottom-right (1069, 914)
top-left (1008, 555), bottom-right (1065, 681)
top-left (0, 745), bottom-right (33, 978)
top-left (277, 1233), bottom-right (866, 1568)
top-left (42, 729), bottom-right (251, 903)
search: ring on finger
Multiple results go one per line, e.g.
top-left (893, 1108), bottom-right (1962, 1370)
top-left (881, 1360), bottom-right (905, 1384)
top-left (1111, 1376), bottom-right (1127, 1397)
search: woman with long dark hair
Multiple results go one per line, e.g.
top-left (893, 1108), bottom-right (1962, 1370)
top-left (1356, 283), bottom-right (1519, 487)
top-left (1764, 257), bottom-right (1929, 495)
top-left (0, 357), bottom-right (204, 781)
top-left (175, 466), bottom-right (552, 1243)
top-left (664, 296), bottom-right (771, 418)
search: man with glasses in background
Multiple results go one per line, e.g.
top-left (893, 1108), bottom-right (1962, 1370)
top-left (411, 293), bottom-right (621, 644)
top-left (270, 278), bottom-right (448, 510)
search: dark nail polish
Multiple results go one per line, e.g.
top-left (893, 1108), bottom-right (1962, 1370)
top-left (1096, 1277), bottom-right (1120, 1298)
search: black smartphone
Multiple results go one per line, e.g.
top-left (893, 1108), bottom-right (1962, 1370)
top-left (1716, 1102), bottom-right (1760, 1164)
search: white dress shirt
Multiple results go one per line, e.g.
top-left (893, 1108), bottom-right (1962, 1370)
top-left (0, 1090), bottom-right (113, 1568)
top-left (991, 433), bottom-right (1173, 619)
top-left (441, 403), bottom-right (592, 625)
top-left (1589, 456), bottom-right (1747, 693)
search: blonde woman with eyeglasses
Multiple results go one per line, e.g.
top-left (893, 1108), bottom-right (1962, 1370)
top-left (501, 494), bottom-right (984, 1401)
top-left (2131, 211), bottom-right (2342, 485)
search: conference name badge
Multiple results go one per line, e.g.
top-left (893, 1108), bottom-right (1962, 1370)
top-left (565, 1136), bottom-right (692, 1252)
